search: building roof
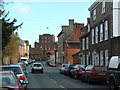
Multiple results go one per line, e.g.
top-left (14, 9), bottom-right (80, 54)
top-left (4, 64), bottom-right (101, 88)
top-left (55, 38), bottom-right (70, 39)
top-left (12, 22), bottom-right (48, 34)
top-left (88, 0), bottom-right (101, 11)
top-left (57, 31), bottom-right (63, 37)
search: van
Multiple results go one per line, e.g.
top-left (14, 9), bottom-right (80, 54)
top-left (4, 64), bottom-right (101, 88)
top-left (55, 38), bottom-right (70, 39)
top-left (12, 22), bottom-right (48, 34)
top-left (20, 57), bottom-right (28, 65)
top-left (107, 56), bottom-right (120, 90)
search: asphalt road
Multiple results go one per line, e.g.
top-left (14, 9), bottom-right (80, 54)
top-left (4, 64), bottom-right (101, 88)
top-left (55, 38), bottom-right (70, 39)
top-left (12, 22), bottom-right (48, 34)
top-left (26, 62), bottom-right (109, 90)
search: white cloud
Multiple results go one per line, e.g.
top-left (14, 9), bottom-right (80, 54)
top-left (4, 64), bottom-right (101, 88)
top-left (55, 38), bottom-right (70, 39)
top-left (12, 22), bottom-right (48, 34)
top-left (13, 3), bottom-right (31, 14)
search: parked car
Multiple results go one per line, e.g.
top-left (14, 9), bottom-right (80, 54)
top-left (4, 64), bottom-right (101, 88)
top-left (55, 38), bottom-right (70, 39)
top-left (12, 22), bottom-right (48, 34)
top-left (0, 70), bottom-right (27, 90)
top-left (59, 63), bottom-right (70, 74)
top-left (12, 63), bottom-right (28, 78)
top-left (0, 64), bottom-right (28, 85)
top-left (64, 64), bottom-right (70, 75)
top-left (71, 64), bottom-right (86, 79)
top-left (31, 62), bottom-right (44, 73)
top-left (106, 56), bottom-right (120, 90)
top-left (65, 64), bottom-right (77, 77)
top-left (81, 65), bottom-right (107, 84)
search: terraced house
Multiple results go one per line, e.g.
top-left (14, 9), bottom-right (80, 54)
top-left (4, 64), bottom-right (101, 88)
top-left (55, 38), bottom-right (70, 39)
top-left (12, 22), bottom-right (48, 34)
top-left (80, 0), bottom-right (120, 66)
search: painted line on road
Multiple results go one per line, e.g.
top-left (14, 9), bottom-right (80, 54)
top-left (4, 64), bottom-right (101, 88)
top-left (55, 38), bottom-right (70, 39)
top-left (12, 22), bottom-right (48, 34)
top-left (45, 74), bottom-right (67, 90)
top-left (50, 79), bottom-right (57, 84)
top-left (59, 85), bottom-right (65, 88)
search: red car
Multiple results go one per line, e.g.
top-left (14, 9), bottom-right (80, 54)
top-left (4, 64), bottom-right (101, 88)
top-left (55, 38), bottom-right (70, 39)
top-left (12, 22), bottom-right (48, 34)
top-left (0, 70), bottom-right (26, 90)
top-left (81, 65), bottom-right (107, 84)
top-left (71, 64), bottom-right (86, 79)
top-left (49, 62), bottom-right (57, 67)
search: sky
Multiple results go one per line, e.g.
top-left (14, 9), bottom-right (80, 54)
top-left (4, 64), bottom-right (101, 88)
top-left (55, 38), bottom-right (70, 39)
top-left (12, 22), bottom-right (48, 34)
top-left (4, 0), bottom-right (94, 47)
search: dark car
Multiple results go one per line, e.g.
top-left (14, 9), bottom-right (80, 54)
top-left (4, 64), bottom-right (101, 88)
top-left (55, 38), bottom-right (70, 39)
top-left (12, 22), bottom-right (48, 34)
top-left (0, 70), bottom-right (27, 90)
top-left (106, 56), bottom-right (120, 90)
top-left (65, 64), bottom-right (77, 77)
top-left (71, 64), bottom-right (86, 79)
top-left (81, 65), bottom-right (107, 84)
top-left (31, 62), bottom-right (44, 73)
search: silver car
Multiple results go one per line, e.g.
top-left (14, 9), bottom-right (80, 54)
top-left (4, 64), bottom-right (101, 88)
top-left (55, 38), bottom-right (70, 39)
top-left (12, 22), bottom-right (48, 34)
top-left (31, 62), bottom-right (44, 73)
top-left (59, 63), bottom-right (70, 74)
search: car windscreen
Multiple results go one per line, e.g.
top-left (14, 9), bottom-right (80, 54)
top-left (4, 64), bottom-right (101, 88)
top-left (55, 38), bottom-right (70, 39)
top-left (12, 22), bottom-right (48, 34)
top-left (94, 66), bottom-right (107, 72)
top-left (21, 59), bottom-right (27, 61)
top-left (62, 64), bottom-right (69, 67)
top-left (33, 64), bottom-right (42, 67)
top-left (2, 67), bottom-right (22, 74)
top-left (0, 73), bottom-right (16, 86)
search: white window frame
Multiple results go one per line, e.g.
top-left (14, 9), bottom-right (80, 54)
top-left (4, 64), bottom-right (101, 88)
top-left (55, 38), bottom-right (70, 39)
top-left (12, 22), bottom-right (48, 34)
top-left (92, 29), bottom-right (94, 44)
top-left (82, 38), bottom-right (85, 50)
top-left (104, 20), bottom-right (108, 40)
top-left (83, 55), bottom-right (85, 65)
top-left (95, 26), bottom-right (99, 43)
top-left (100, 23), bottom-right (103, 42)
top-left (86, 54), bottom-right (89, 65)
top-left (100, 51), bottom-right (104, 65)
top-left (88, 24), bottom-right (90, 32)
top-left (93, 9), bottom-right (96, 20)
top-left (102, 0), bottom-right (105, 14)
top-left (86, 37), bottom-right (89, 49)
top-left (105, 50), bottom-right (108, 66)
top-left (92, 52), bottom-right (95, 65)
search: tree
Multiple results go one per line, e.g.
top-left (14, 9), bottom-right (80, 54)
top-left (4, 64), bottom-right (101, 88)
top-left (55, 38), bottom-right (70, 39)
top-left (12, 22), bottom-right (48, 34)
top-left (2, 12), bottom-right (23, 50)
top-left (0, 2), bottom-right (23, 64)
top-left (3, 33), bottom-right (19, 63)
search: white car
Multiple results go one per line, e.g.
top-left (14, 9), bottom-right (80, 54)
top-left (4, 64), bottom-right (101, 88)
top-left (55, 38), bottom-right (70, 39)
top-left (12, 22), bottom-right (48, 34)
top-left (31, 62), bottom-right (44, 73)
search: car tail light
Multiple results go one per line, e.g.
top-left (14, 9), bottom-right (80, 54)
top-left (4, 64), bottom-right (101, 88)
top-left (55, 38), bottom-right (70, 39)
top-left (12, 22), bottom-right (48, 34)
top-left (19, 76), bottom-right (25, 80)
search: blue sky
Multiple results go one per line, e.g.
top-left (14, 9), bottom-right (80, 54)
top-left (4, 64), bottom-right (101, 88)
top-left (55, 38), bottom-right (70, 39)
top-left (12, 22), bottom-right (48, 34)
top-left (4, 1), bottom-right (94, 47)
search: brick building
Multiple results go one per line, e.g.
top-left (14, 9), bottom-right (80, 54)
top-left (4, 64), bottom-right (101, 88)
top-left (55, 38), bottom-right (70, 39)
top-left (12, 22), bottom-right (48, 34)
top-left (57, 19), bottom-right (75, 63)
top-left (79, 0), bottom-right (120, 66)
top-left (57, 19), bottom-right (84, 64)
top-left (32, 34), bottom-right (55, 60)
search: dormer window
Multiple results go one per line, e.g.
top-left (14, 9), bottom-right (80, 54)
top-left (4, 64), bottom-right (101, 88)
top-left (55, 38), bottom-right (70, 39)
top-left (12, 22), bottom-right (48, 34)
top-left (102, 0), bottom-right (106, 14)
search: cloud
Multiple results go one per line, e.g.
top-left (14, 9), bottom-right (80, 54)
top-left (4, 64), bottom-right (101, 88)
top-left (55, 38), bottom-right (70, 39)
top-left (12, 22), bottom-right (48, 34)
top-left (13, 3), bottom-right (31, 14)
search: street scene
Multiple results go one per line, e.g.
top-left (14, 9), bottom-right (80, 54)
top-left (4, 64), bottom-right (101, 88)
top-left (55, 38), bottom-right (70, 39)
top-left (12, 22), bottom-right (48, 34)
top-left (0, 0), bottom-right (120, 90)
top-left (26, 61), bottom-right (108, 89)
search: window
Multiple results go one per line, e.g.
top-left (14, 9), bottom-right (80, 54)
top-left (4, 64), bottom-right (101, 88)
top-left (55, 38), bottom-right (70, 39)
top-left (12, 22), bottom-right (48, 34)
top-left (105, 50), bottom-right (108, 66)
top-left (86, 54), bottom-right (89, 65)
top-left (82, 38), bottom-right (85, 50)
top-left (100, 23), bottom-right (103, 42)
top-left (93, 9), bottom-right (96, 20)
top-left (102, 0), bottom-right (105, 14)
top-left (86, 37), bottom-right (89, 49)
top-left (95, 26), bottom-right (99, 43)
top-left (88, 24), bottom-right (90, 32)
top-left (104, 20), bottom-right (108, 40)
top-left (100, 51), bottom-right (104, 65)
top-left (82, 55), bottom-right (85, 65)
top-left (92, 29), bottom-right (94, 44)
top-left (92, 52), bottom-right (95, 65)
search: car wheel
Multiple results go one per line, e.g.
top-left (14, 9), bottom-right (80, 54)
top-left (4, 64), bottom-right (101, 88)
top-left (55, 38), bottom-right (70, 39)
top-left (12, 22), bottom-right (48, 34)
top-left (74, 74), bottom-right (77, 79)
top-left (87, 77), bottom-right (91, 84)
top-left (31, 70), bottom-right (34, 73)
top-left (41, 70), bottom-right (43, 73)
top-left (109, 78), bottom-right (119, 90)
top-left (80, 75), bottom-right (84, 82)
